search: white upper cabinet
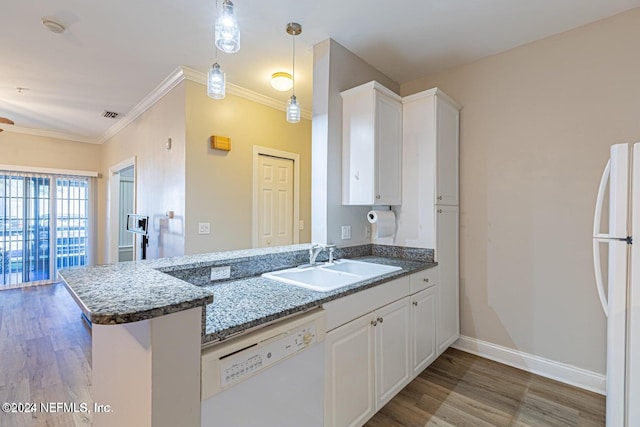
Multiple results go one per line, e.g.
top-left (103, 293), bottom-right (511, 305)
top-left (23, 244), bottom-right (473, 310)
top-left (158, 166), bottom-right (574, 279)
top-left (395, 88), bottom-right (461, 249)
top-left (402, 88), bottom-right (460, 208)
top-left (435, 96), bottom-right (460, 206)
top-left (341, 81), bottom-right (402, 206)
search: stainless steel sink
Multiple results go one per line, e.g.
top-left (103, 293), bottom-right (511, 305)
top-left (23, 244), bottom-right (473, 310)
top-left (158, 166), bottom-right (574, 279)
top-left (262, 259), bottom-right (401, 292)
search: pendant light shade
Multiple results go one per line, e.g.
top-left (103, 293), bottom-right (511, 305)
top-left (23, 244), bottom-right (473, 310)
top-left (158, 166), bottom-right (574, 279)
top-left (286, 95), bottom-right (300, 123)
top-left (215, 0), bottom-right (240, 53)
top-left (285, 22), bottom-right (302, 123)
top-left (207, 63), bottom-right (226, 99)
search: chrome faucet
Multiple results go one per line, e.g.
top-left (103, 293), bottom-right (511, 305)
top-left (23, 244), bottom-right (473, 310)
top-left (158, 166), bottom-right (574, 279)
top-left (309, 244), bottom-right (325, 265)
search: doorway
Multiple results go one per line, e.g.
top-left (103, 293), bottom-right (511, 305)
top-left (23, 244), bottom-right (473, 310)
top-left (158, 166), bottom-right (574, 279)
top-left (117, 166), bottom-right (135, 261)
top-left (252, 147), bottom-right (300, 248)
top-left (108, 158), bottom-right (136, 264)
top-left (0, 170), bottom-right (91, 288)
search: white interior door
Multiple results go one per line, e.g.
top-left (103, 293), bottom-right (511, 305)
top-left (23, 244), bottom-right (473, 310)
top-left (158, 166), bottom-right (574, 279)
top-left (257, 155), bottom-right (294, 248)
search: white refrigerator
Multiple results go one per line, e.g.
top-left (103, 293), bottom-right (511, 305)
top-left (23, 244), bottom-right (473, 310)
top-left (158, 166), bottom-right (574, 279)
top-left (593, 143), bottom-right (640, 426)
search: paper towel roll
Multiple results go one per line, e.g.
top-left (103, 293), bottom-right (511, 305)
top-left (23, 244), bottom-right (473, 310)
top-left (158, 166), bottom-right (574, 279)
top-left (367, 210), bottom-right (396, 238)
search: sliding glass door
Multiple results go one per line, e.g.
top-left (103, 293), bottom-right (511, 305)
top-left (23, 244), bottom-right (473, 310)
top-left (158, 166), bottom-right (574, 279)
top-left (0, 171), bottom-right (90, 287)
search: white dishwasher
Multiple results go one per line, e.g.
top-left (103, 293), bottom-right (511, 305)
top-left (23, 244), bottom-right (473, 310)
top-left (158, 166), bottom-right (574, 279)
top-left (201, 309), bottom-right (325, 427)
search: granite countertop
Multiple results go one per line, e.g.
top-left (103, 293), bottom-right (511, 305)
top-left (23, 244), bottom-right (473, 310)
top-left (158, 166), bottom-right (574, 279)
top-left (201, 255), bottom-right (435, 344)
top-left (59, 262), bottom-right (214, 324)
top-left (58, 244), bottom-right (436, 341)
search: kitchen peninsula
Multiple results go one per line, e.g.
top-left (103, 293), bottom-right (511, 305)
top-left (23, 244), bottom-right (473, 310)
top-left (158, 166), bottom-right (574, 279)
top-left (59, 243), bottom-right (435, 427)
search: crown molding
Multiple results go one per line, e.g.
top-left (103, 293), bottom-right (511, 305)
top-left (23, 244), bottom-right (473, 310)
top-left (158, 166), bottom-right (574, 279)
top-left (8, 65), bottom-right (314, 145)
top-left (181, 66), bottom-right (313, 121)
top-left (99, 65), bottom-right (312, 144)
top-left (99, 65), bottom-right (187, 143)
top-left (1, 125), bottom-right (98, 144)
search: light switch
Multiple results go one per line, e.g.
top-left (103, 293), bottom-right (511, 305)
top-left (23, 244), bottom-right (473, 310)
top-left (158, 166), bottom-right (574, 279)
top-left (341, 225), bottom-right (351, 240)
top-left (198, 223), bottom-right (210, 235)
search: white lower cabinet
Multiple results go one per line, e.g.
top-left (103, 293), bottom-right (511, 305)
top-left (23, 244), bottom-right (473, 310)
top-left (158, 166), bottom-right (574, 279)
top-left (411, 287), bottom-right (437, 376)
top-left (325, 297), bottom-right (411, 427)
top-left (436, 205), bottom-right (460, 353)
top-left (325, 270), bottom-right (444, 427)
top-left (374, 298), bottom-right (411, 409)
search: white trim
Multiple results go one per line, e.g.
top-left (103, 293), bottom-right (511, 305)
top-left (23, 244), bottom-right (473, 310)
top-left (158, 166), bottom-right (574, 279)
top-left (452, 335), bottom-right (606, 395)
top-left (107, 157), bottom-right (137, 264)
top-left (99, 66), bottom-right (187, 143)
top-left (0, 164), bottom-right (98, 177)
top-left (5, 65), bottom-right (312, 145)
top-left (180, 66), bottom-right (313, 120)
top-left (252, 146), bottom-right (301, 248)
top-left (1, 125), bottom-right (98, 144)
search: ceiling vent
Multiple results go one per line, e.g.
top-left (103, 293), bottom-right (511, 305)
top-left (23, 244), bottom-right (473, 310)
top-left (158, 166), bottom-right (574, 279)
top-left (102, 110), bottom-right (120, 119)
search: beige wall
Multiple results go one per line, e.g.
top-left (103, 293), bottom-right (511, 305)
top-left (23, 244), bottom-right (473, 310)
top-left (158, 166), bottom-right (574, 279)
top-left (402, 8), bottom-right (640, 374)
top-left (0, 132), bottom-right (101, 172)
top-left (312, 39), bottom-right (400, 245)
top-left (184, 80), bottom-right (312, 254)
top-left (99, 82), bottom-right (187, 263)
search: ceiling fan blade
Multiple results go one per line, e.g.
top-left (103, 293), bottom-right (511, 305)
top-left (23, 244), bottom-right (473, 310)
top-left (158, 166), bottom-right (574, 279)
top-left (0, 117), bottom-right (14, 125)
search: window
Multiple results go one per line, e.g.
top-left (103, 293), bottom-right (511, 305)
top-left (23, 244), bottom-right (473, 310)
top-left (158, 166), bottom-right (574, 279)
top-left (0, 170), bottom-right (92, 287)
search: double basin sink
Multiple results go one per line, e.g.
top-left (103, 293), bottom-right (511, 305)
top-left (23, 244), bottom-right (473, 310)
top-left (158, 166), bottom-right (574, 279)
top-left (262, 259), bottom-right (401, 292)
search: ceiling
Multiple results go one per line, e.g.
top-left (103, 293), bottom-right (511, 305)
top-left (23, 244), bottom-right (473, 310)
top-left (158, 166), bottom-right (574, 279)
top-left (2, 0), bottom-right (639, 143)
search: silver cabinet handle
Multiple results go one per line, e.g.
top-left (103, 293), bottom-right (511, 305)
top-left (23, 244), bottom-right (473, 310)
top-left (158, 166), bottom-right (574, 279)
top-left (371, 320), bottom-right (378, 327)
top-left (438, 196), bottom-right (443, 200)
top-left (377, 317), bottom-right (383, 323)
top-left (413, 301), bottom-right (418, 306)
top-left (437, 209), bottom-right (443, 214)
top-left (375, 195), bottom-right (381, 199)
top-left (423, 278), bottom-right (429, 283)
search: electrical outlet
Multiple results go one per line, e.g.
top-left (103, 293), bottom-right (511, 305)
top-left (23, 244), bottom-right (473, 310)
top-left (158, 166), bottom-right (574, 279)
top-left (210, 266), bottom-right (231, 281)
top-left (299, 220), bottom-right (304, 230)
top-left (365, 225), bottom-right (371, 238)
top-left (198, 222), bottom-right (210, 235)
top-left (341, 225), bottom-right (351, 240)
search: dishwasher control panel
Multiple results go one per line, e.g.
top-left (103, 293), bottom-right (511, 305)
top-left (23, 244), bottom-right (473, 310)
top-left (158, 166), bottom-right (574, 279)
top-left (220, 324), bottom-right (317, 387)
top-left (201, 309), bottom-right (325, 400)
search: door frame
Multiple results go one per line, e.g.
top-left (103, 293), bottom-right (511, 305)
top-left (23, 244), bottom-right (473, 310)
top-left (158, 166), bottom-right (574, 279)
top-left (252, 146), bottom-right (300, 248)
top-left (107, 157), bottom-right (136, 264)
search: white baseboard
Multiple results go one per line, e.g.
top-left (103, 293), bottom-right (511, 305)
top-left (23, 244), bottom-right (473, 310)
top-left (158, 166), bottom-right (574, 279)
top-left (452, 335), bottom-right (606, 395)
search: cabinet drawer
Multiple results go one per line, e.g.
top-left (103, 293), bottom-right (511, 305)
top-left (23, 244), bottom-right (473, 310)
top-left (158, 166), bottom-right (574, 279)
top-left (323, 276), bottom-right (410, 332)
top-left (410, 267), bottom-right (437, 294)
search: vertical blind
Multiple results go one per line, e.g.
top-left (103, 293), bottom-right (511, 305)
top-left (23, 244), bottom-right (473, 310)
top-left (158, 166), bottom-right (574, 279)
top-left (0, 170), bottom-right (92, 287)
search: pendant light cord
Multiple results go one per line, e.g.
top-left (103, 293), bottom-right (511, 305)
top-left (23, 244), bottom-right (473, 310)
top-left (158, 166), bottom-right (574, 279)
top-left (292, 31), bottom-right (296, 95)
top-left (214, 0), bottom-right (219, 63)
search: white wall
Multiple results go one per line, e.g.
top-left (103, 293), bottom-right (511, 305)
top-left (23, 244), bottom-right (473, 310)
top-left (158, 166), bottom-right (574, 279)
top-left (100, 82), bottom-right (187, 262)
top-left (312, 39), bottom-right (400, 245)
top-left (402, 8), bottom-right (640, 374)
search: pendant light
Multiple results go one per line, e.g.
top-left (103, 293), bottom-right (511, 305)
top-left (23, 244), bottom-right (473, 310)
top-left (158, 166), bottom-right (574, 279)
top-left (207, 62), bottom-right (225, 99)
top-left (215, 0), bottom-right (240, 53)
top-left (286, 22), bottom-right (302, 123)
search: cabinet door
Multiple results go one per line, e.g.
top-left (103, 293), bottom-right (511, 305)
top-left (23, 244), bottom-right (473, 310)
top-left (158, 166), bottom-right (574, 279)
top-left (374, 297), bottom-right (411, 409)
top-left (325, 313), bottom-right (375, 427)
top-left (436, 205), bottom-right (460, 354)
top-left (435, 96), bottom-right (459, 206)
top-left (374, 91), bottom-right (402, 205)
top-left (411, 288), bottom-right (437, 377)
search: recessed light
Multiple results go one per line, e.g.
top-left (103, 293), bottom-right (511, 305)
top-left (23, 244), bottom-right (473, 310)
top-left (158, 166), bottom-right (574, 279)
top-left (41, 18), bottom-right (66, 34)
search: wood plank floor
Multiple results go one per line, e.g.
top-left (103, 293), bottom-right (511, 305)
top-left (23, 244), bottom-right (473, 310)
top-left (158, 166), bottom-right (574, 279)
top-left (0, 283), bottom-right (92, 427)
top-left (0, 284), bottom-right (605, 426)
top-left (366, 349), bottom-right (605, 427)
